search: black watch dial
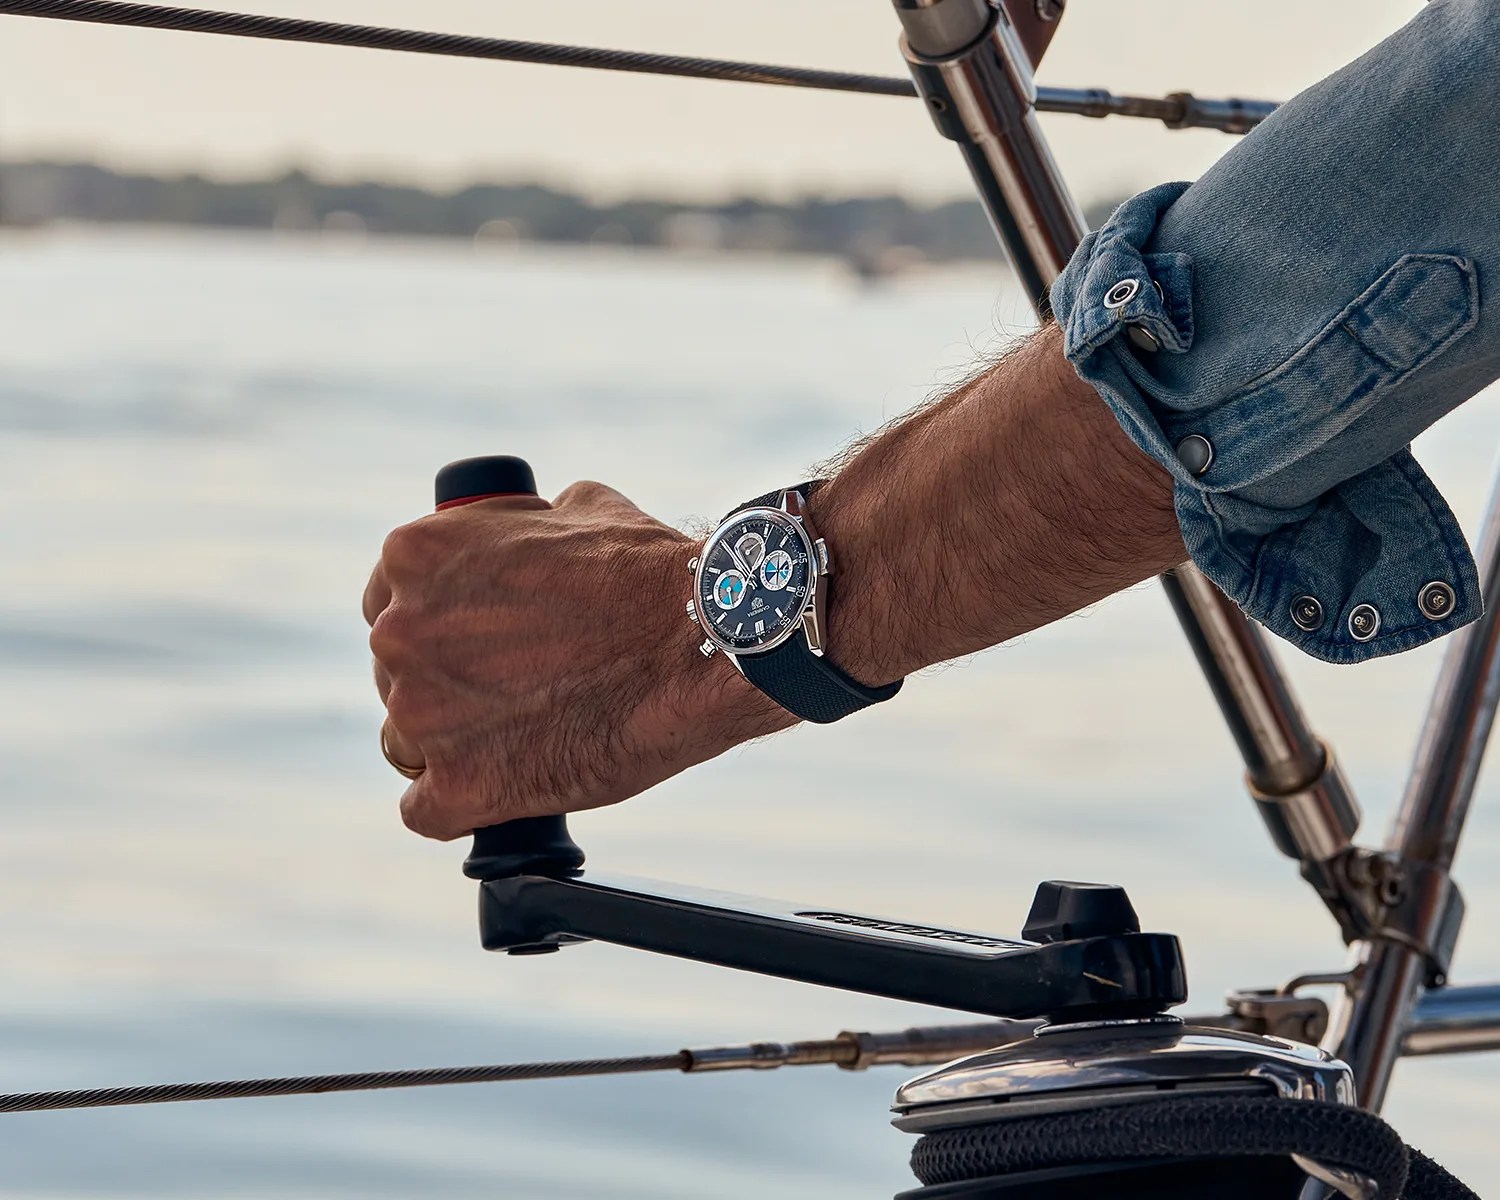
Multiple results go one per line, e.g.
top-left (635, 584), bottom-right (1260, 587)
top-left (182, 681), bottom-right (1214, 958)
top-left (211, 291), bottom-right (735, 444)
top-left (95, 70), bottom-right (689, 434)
top-left (695, 509), bottom-right (814, 653)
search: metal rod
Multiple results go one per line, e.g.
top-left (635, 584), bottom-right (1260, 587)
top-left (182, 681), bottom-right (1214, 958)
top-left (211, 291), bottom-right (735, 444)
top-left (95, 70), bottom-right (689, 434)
top-left (1403, 983), bottom-right (1500, 1058)
top-left (1160, 568), bottom-right (1327, 793)
top-left (1328, 464), bottom-right (1500, 1108)
top-left (1390, 502), bottom-right (1500, 872)
top-left (890, 0), bottom-right (1340, 843)
top-left (897, 0), bottom-right (1084, 307)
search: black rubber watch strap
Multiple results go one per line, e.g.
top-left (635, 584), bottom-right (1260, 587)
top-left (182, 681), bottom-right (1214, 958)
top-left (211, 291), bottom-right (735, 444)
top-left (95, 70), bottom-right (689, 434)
top-left (738, 480), bottom-right (825, 510)
top-left (723, 480), bottom-right (902, 724)
top-left (740, 635), bottom-right (901, 724)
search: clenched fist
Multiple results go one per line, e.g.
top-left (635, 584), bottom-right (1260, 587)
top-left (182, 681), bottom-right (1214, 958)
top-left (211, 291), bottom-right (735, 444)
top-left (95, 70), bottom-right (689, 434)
top-left (364, 482), bottom-right (795, 839)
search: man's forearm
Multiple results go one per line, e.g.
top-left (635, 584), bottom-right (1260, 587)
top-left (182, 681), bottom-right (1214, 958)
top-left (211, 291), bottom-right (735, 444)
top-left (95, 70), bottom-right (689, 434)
top-left (367, 323), bottom-right (1185, 838)
top-left (810, 322), bottom-right (1183, 686)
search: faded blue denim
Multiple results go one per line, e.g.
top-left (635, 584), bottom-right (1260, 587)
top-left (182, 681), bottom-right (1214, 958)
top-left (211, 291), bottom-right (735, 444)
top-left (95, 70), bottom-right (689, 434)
top-left (1051, 0), bottom-right (1500, 663)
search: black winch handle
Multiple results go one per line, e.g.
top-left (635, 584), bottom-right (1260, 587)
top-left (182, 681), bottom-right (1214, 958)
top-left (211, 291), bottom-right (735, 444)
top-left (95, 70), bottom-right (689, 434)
top-left (433, 456), bottom-right (587, 885)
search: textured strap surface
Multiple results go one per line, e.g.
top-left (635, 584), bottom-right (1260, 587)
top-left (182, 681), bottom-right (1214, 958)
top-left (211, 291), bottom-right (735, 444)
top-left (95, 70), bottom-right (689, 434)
top-left (726, 480), bottom-right (902, 723)
top-left (741, 635), bottom-right (901, 724)
top-left (736, 480), bottom-right (825, 511)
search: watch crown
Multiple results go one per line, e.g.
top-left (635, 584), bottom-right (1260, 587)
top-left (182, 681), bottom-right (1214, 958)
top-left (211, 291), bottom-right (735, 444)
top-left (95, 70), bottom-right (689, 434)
top-left (698, 638), bottom-right (718, 658)
top-left (685, 599), bottom-right (698, 622)
top-left (813, 538), bottom-right (832, 575)
top-left (687, 556), bottom-right (699, 573)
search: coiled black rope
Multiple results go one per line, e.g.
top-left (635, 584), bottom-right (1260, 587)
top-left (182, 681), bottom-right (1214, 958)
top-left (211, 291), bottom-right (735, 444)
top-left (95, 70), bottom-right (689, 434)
top-left (0, 0), bottom-right (919, 97)
top-left (908, 1094), bottom-right (1480, 1200)
top-left (0, 1053), bottom-right (690, 1114)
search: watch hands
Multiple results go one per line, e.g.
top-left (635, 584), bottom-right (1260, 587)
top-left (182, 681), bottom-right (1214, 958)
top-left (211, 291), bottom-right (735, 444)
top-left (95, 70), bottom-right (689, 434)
top-left (726, 545), bottom-right (759, 591)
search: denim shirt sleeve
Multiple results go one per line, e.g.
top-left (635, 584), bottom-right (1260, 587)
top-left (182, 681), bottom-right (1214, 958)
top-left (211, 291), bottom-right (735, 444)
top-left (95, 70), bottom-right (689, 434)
top-left (1050, 0), bottom-right (1500, 664)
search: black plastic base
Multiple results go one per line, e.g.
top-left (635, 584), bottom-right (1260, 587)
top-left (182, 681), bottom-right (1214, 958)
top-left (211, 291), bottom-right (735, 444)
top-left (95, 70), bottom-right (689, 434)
top-left (894, 1157), bottom-right (1305, 1199)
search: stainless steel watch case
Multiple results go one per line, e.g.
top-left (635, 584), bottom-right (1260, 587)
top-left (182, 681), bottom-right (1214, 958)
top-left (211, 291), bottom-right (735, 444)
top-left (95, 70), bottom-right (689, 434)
top-left (685, 488), bottom-right (832, 666)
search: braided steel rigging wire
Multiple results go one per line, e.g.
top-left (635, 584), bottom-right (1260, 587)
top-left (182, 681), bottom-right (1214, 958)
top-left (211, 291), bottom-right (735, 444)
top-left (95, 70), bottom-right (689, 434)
top-left (0, 0), bottom-right (920, 97)
top-left (0, 0), bottom-right (1278, 132)
top-left (0, 1053), bottom-right (691, 1114)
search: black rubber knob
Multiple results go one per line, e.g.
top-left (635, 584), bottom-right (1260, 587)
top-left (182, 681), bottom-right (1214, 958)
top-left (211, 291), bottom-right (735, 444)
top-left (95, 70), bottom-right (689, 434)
top-left (431, 455), bottom-right (586, 887)
top-left (436, 455), bottom-right (536, 509)
top-left (1022, 881), bottom-right (1140, 944)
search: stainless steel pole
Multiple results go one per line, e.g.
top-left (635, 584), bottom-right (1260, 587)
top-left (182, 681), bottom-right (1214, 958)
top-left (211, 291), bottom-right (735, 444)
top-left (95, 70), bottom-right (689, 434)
top-left (1326, 467), bottom-right (1500, 1108)
top-left (1403, 983), bottom-right (1500, 1058)
top-left (890, 0), bottom-right (1349, 845)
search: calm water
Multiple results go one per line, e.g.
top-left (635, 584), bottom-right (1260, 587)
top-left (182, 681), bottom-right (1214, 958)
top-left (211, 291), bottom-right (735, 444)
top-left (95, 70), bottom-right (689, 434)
top-left (2, 227), bottom-right (1499, 1196)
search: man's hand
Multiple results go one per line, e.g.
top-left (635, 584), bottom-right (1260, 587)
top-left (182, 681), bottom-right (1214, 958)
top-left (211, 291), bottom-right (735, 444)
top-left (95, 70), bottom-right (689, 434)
top-left (364, 482), bottom-right (794, 840)
top-left (364, 326), bottom-right (1180, 842)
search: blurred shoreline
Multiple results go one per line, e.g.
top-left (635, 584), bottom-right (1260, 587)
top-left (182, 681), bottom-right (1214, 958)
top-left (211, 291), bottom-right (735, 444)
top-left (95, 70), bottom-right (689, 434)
top-left (0, 159), bottom-right (1122, 281)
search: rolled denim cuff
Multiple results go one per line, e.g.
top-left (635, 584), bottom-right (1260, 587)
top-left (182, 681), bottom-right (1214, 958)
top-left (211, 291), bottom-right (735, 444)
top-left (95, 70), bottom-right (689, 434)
top-left (1051, 183), bottom-right (1481, 664)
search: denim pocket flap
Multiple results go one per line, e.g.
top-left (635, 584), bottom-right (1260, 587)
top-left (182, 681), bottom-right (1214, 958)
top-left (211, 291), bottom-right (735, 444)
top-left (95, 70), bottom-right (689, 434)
top-left (1167, 253), bottom-right (1478, 493)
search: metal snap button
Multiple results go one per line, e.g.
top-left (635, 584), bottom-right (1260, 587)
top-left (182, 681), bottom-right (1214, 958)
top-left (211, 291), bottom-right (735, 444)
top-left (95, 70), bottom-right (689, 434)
top-left (1126, 323), bottom-right (1161, 352)
top-left (1290, 595), bottom-right (1325, 633)
top-left (1417, 581), bottom-right (1456, 621)
top-left (1348, 603), bottom-right (1381, 642)
top-left (1175, 434), bottom-right (1214, 477)
top-left (1103, 279), bottom-right (1140, 309)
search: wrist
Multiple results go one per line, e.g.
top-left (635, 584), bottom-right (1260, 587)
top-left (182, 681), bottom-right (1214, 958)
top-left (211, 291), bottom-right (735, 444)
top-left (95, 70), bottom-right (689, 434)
top-left (655, 538), bottom-right (799, 758)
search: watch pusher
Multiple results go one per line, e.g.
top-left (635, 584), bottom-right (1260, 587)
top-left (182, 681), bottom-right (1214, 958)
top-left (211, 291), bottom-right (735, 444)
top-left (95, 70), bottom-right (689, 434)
top-left (686, 488), bottom-right (833, 662)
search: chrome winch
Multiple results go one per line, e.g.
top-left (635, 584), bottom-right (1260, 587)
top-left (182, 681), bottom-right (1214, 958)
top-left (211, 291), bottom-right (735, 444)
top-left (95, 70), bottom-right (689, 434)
top-left (891, 1019), bottom-right (1388, 1199)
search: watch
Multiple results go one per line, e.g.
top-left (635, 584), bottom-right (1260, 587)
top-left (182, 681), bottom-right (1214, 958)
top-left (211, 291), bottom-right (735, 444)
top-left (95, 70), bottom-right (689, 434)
top-left (685, 483), bottom-right (902, 724)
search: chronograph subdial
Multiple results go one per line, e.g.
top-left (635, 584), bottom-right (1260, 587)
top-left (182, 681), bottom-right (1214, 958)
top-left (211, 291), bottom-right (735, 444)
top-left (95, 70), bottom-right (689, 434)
top-left (713, 569), bottom-right (748, 610)
top-left (692, 508), bottom-right (816, 654)
top-left (760, 550), bottom-right (793, 591)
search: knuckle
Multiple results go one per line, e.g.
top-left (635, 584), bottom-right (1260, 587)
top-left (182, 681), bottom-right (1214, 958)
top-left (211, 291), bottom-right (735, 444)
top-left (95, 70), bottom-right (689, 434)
top-left (399, 766), bottom-right (472, 842)
top-left (368, 605), bottom-right (421, 665)
top-left (556, 479), bottom-right (611, 506)
top-left (381, 518), bottom-right (447, 574)
top-left (381, 679), bottom-right (431, 733)
top-left (361, 566), bottom-right (390, 627)
top-left (398, 789), bottom-right (430, 836)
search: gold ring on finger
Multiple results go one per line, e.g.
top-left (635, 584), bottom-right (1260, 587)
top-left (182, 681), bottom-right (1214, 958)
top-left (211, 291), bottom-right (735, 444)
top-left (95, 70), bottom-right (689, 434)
top-left (380, 724), bottom-right (426, 781)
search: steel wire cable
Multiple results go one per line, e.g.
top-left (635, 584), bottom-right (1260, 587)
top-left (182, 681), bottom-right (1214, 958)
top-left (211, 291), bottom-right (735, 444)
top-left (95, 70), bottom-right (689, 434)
top-left (0, 0), bottom-right (1278, 133)
top-left (0, 0), bottom-right (920, 96)
top-left (0, 1054), bottom-right (691, 1114)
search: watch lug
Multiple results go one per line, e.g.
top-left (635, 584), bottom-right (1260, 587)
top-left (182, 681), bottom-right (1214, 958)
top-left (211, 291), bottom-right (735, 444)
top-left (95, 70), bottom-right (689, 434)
top-left (687, 556), bottom-right (699, 573)
top-left (801, 605), bottom-right (826, 655)
top-left (780, 489), bottom-right (809, 520)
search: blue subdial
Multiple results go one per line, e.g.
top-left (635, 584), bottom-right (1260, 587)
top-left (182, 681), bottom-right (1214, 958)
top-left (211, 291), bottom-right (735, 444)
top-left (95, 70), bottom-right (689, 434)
top-left (761, 550), bottom-right (793, 591)
top-left (713, 569), bottom-right (747, 610)
top-left (696, 511), bottom-right (813, 652)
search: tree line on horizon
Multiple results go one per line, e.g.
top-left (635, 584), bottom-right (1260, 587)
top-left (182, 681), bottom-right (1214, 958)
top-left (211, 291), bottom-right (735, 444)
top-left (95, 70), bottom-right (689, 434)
top-left (0, 161), bottom-right (1124, 266)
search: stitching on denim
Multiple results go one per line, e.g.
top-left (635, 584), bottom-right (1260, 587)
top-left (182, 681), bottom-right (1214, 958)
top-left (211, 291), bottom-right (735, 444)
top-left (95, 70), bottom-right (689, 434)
top-left (1299, 456), bottom-right (1476, 659)
top-left (1388, 452), bottom-right (1480, 616)
top-left (1197, 490), bottom-right (1254, 576)
top-left (1347, 256), bottom-right (1478, 379)
top-left (1233, 454), bottom-right (1478, 663)
top-left (1224, 255), bottom-right (1473, 431)
top-left (1188, 255), bottom-right (1478, 490)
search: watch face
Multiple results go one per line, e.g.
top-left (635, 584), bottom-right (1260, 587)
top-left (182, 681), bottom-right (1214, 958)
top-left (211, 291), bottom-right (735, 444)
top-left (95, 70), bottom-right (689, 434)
top-left (695, 508), bottom-right (815, 653)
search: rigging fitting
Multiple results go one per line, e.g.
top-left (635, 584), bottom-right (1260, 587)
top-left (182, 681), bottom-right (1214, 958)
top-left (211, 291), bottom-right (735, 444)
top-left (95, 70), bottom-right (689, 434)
top-left (0, 0), bottom-right (1278, 134)
top-left (0, 1020), bottom-right (1030, 1116)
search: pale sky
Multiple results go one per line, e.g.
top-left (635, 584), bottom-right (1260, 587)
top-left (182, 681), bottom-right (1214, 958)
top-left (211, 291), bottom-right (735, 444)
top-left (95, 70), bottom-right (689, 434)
top-left (0, 1), bottom-right (1420, 204)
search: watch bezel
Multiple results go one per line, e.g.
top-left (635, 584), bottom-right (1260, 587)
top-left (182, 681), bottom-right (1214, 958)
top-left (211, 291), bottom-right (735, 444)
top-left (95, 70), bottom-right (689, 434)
top-left (692, 506), bottom-right (819, 656)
